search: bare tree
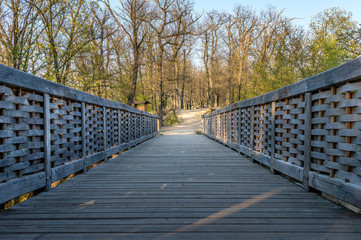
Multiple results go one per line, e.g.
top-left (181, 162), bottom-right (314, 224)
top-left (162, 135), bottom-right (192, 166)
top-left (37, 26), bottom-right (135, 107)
top-left (200, 11), bottom-right (224, 107)
top-left (0, 0), bottom-right (42, 71)
top-left (104, 0), bottom-right (151, 106)
top-left (146, 0), bottom-right (196, 125)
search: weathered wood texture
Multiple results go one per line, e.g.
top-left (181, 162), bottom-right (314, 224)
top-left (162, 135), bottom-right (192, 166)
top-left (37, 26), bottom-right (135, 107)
top-left (202, 58), bottom-right (361, 208)
top-left (1, 134), bottom-right (360, 239)
top-left (0, 64), bottom-right (159, 204)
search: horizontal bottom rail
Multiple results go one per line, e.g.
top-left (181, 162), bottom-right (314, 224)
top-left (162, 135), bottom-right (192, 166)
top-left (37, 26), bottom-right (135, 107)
top-left (0, 132), bottom-right (158, 204)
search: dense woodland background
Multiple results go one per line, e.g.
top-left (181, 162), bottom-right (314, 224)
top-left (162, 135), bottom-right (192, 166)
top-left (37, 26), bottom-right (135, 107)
top-left (1, 0), bottom-right (361, 125)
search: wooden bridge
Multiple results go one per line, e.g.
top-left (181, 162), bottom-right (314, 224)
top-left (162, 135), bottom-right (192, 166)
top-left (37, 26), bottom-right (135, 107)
top-left (0, 59), bottom-right (361, 239)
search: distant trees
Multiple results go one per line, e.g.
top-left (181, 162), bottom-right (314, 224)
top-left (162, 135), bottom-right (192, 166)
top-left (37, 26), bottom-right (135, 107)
top-left (307, 7), bottom-right (360, 74)
top-left (0, 0), bottom-right (41, 71)
top-left (0, 1), bottom-right (360, 123)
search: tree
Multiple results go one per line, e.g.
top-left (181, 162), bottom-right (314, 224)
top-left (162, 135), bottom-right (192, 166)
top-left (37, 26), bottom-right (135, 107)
top-left (104, 0), bottom-right (151, 106)
top-left (200, 11), bottom-right (225, 107)
top-left (146, 0), bottom-right (196, 125)
top-left (33, 0), bottom-right (94, 85)
top-left (307, 7), bottom-right (359, 75)
top-left (0, 0), bottom-right (41, 71)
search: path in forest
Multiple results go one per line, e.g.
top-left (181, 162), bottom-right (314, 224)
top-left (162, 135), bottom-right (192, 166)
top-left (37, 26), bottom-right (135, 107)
top-left (160, 109), bottom-right (209, 135)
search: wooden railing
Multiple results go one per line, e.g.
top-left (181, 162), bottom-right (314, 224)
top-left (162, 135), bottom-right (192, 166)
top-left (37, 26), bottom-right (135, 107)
top-left (202, 58), bottom-right (361, 208)
top-left (0, 64), bottom-right (159, 204)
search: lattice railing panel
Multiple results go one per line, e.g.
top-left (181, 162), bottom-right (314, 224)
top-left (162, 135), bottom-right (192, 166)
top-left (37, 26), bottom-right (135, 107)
top-left (239, 107), bottom-right (252, 148)
top-left (231, 109), bottom-right (238, 143)
top-left (128, 113), bottom-right (136, 141)
top-left (288, 96), bottom-right (305, 167)
top-left (311, 83), bottom-right (361, 184)
top-left (310, 89), bottom-right (331, 175)
top-left (0, 63), bottom-right (159, 205)
top-left (85, 104), bottom-right (104, 155)
top-left (253, 106), bottom-right (262, 153)
top-left (202, 58), bottom-right (361, 208)
top-left (50, 97), bottom-right (82, 167)
top-left (119, 110), bottom-right (129, 143)
top-left (0, 86), bottom-right (44, 183)
top-left (106, 108), bottom-right (119, 148)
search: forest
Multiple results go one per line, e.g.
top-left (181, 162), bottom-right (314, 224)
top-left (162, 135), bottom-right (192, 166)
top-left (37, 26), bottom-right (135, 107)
top-left (1, 0), bottom-right (361, 125)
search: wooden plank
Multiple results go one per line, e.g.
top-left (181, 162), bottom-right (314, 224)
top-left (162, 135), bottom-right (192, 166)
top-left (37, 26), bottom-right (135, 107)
top-left (43, 93), bottom-right (51, 191)
top-left (303, 93), bottom-right (312, 191)
top-left (2, 233), bottom-right (361, 240)
top-left (86, 151), bottom-right (105, 167)
top-left (0, 172), bottom-right (46, 203)
top-left (309, 172), bottom-right (361, 209)
top-left (0, 135), bottom-right (361, 239)
top-left (2, 134), bottom-right (360, 240)
top-left (51, 159), bottom-right (84, 182)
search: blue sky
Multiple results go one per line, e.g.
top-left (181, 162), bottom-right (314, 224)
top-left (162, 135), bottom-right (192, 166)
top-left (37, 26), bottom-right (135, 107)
top-left (193, 0), bottom-right (361, 28)
top-left (109, 0), bottom-right (361, 29)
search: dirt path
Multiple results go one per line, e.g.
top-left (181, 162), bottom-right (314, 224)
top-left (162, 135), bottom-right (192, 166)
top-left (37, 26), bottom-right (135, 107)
top-left (160, 109), bottom-right (209, 135)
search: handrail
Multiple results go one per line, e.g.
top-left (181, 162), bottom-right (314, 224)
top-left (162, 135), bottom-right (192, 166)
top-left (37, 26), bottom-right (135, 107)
top-left (202, 57), bottom-right (361, 208)
top-left (0, 64), bottom-right (159, 204)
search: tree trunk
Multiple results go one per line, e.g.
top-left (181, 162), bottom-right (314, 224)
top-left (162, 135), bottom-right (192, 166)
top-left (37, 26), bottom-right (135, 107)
top-left (180, 52), bottom-right (186, 109)
top-left (158, 49), bottom-right (164, 127)
top-left (127, 49), bottom-right (140, 106)
top-left (236, 57), bottom-right (244, 101)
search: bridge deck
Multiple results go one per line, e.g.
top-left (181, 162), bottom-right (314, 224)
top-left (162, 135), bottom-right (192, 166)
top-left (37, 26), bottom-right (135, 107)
top-left (1, 134), bottom-right (361, 239)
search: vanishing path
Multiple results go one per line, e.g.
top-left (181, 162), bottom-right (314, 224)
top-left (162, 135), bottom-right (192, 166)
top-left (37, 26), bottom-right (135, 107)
top-left (160, 108), bottom-right (209, 135)
top-left (1, 110), bottom-right (361, 239)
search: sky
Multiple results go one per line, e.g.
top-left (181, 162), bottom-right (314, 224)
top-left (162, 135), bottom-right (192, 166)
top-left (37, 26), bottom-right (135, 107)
top-left (193, 0), bottom-right (361, 28)
top-left (108, 0), bottom-right (361, 29)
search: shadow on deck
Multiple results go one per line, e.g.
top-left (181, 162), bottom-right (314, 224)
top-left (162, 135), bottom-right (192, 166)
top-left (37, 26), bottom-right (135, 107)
top-left (1, 133), bottom-right (360, 240)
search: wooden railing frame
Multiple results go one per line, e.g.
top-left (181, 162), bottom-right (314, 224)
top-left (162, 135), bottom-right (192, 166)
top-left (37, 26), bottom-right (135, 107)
top-left (202, 57), bottom-right (361, 209)
top-left (0, 64), bottom-right (159, 204)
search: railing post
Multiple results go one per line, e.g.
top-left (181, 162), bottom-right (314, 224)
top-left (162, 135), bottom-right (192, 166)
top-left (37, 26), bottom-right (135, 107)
top-left (303, 93), bottom-right (312, 191)
top-left (81, 102), bottom-right (87, 172)
top-left (250, 106), bottom-right (255, 152)
top-left (103, 106), bottom-right (107, 161)
top-left (237, 109), bottom-right (241, 153)
top-left (134, 114), bottom-right (137, 140)
top-left (140, 115), bottom-right (143, 138)
top-left (127, 112), bottom-right (131, 142)
top-left (157, 117), bottom-right (160, 132)
top-left (270, 101), bottom-right (276, 173)
top-left (118, 109), bottom-right (121, 151)
top-left (43, 93), bottom-right (52, 191)
top-left (228, 112), bottom-right (232, 142)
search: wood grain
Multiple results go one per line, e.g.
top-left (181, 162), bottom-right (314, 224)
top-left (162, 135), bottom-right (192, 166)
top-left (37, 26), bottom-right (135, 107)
top-left (1, 134), bottom-right (360, 240)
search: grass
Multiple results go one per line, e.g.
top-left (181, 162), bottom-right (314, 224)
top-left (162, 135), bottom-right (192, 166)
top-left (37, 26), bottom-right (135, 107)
top-left (163, 109), bottom-right (181, 126)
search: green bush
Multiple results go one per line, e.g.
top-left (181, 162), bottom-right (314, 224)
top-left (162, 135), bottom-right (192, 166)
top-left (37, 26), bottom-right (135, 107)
top-left (163, 110), bottom-right (181, 126)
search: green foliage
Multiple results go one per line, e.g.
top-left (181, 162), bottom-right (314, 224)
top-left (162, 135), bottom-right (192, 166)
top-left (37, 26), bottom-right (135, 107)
top-left (163, 110), bottom-right (181, 126)
top-left (0, 2), bottom-right (360, 113)
top-left (307, 7), bottom-right (359, 75)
